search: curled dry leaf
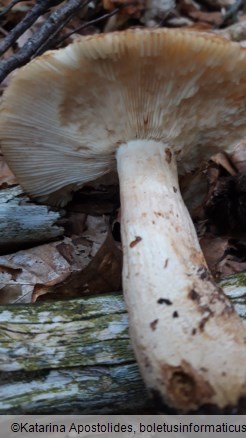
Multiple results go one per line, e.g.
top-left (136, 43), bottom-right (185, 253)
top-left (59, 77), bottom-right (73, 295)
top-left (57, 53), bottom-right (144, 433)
top-left (200, 235), bottom-right (246, 279)
top-left (0, 243), bottom-right (71, 304)
top-left (210, 151), bottom-right (237, 175)
top-left (41, 230), bottom-right (122, 301)
top-left (217, 257), bottom-right (246, 277)
top-left (0, 215), bottom-right (122, 304)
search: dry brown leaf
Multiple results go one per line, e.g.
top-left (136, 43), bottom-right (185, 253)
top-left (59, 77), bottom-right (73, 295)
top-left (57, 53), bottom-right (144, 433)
top-left (0, 243), bottom-right (71, 304)
top-left (217, 257), bottom-right (246, 277)
top-left (179, 0), bottom-right (200, 16)
top-left (0, 217), bottom-right (108, 304)
top-left (33, 215), bottom-right (111, 301)
top-left (188, 10), bottom-right (223, 26)
top-left (0, 0), bottom-right (33, 7)
top-left (103, 0), bottom-right (145, 17)
top-left (38, 230), bottom-right (122, 301)
top-left (200, 235), bottom-right (229, 277)
top-left (200, 234), bottom-right (246, 279)
top-left (0, 213), bottom-right (122, 303)
top-left (210, 152), bottom-right (237, 175)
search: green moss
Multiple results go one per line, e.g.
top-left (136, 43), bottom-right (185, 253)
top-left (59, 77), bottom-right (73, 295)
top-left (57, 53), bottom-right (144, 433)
top-left (219, 272), bottom-right (246, 289)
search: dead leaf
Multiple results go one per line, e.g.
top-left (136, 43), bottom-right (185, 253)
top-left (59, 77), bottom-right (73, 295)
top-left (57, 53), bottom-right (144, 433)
top-left (34, 215), bottom-right (112, 300)
top-left (0, 243), bottom-right (71, 304)
top-left (103, 0), bottom-right (145, 17)
top-left (0, 214), bottom-right (112, 303)
top-left (210, 152), bottom-right (237, 175)
top-left (178, 0), bottom-right (203, 25)
top-left (0, 0), bottom-right (32, 7)
top-left (38, 230), bottom-right (122, 301)
top-left (188, 10), bottom-right (223, 26)
top-left (217, 257), bottom-right (246, 277)
top-left (200, 235), bottom-right (229, 277)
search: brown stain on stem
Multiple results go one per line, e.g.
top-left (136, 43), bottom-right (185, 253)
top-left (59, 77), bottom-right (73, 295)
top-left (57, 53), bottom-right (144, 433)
top-left (159, 360), bottom-right (215, 411)
top-left (129, 236), bottom-right (142, 248)
top-left (150, 319), bottom-right (159, 331)
top-left (165, 148), bottom-right (172, 163)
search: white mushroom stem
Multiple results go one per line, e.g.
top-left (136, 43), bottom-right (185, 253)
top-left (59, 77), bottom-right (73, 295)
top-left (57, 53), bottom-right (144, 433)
top-left (116, 140), bottom-right (246, 413)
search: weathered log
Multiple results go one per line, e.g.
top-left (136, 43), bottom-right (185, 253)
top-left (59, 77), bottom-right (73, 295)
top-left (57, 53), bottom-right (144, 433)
top-left (0, 293), bottom-right (150, 414)
top-left (0, 186), bottom-right (64, 254)
top-left (0, 274), bottom-right (245, 414)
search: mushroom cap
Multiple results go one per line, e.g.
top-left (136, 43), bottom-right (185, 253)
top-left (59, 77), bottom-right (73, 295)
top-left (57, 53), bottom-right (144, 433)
top-left (1, 28), bottom-right (246, 205)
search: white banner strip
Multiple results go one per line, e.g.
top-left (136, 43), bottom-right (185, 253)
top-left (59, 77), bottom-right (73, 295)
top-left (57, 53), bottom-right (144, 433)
top-left (0, 415), bottom-right (245, 438)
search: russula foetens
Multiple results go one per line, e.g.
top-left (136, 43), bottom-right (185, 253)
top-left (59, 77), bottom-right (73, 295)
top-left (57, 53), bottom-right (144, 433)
top-left (1, 29), bottom-right (246, 413)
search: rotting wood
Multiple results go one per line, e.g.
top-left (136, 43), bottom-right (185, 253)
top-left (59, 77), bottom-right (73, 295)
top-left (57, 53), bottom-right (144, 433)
top-left (0, 274), bottom-right (245, 414)
top-left (0, 186), bottom-right (64, 254)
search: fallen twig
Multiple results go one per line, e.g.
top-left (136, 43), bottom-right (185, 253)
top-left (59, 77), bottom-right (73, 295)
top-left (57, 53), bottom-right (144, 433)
top-left (0, 0), bottom-right (63, 57)
top-left (0, 0), bottom-right (26, 18)
top-left (0, 0), bottom-right (90, 84)
top-left (56, 8), bottom-right (120, 47)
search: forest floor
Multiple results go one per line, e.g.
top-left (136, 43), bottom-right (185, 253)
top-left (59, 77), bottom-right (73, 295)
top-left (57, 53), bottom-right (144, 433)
top-left (0, 0), bottom-right (246, 303)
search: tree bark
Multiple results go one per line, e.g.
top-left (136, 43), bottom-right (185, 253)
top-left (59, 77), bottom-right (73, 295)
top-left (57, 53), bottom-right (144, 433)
top-left (0, 278), bottom-right (245, 414)
top-left (0, 186), bottom-right (64, 254)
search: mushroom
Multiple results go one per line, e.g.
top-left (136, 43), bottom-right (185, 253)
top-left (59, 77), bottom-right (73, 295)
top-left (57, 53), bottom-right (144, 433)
top-left (1, 29), bottom-right (246, 413)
